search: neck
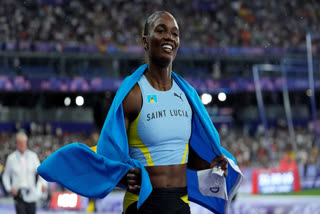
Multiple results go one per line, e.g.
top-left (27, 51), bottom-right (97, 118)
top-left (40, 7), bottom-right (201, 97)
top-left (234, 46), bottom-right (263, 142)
top-left (146, 64), bottom-right (172, 90)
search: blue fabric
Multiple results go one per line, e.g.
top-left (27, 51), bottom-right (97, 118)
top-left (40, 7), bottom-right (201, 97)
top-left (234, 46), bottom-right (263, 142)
top-left (37, 143), bottom-right (132, 198)
top-left (37, 64), bottom-right (243, 214)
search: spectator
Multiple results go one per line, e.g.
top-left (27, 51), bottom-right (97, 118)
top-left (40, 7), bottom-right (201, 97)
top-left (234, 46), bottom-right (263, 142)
top-left (2, 131), bottom-right (47, 214)
top-left (0, 0), bottom-right (319, 51)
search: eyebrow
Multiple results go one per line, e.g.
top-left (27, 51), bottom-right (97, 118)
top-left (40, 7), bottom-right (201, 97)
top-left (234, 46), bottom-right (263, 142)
top-left (155, 23), bottom-right (179, 31)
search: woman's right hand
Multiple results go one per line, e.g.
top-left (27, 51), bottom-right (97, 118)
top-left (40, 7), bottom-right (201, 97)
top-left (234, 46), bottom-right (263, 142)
top-left (124, 168), bottom-right (141, 194)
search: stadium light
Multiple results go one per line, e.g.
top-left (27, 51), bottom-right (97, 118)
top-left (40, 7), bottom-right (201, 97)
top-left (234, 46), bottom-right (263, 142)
top-left (64, 97), bottom-right (71, 106)
top-left (75, 96), bottom-right (84, 106)
top-left (201, 93), bottom-right (212, 105)
top-left (306, 89), bottom-right (312, 97)
top-left (218, 92), bottom-right (227, 102)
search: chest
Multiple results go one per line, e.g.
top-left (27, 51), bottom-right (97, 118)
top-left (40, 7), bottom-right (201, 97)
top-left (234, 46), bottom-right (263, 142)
top-left (138, 88), bottom-right (192, 143)
top-left (10, 154), bottom-right (35, 175)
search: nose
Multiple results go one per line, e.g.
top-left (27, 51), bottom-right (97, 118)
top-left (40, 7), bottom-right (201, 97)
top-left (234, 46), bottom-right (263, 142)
top-left (164, 32), bottom-right (173, 41)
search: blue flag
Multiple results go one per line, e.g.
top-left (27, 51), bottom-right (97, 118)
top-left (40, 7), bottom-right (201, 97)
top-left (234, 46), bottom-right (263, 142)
top-left (38, 64), bottom-right (243, 214)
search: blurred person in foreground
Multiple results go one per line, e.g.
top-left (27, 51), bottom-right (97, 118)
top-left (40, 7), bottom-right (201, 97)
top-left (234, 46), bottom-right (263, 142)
top-left (38, 11), bottom-right (243, 214)
top-left (2, 132), bottom-right (47, 214)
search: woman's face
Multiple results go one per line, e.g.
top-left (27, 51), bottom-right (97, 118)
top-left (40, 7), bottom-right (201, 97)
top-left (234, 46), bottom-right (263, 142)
top-left (144, 13), bottom-right (180, 66)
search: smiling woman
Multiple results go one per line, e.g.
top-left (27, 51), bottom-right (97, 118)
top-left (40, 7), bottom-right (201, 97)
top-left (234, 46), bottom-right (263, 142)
top-left (37, 10), bottom-right (242, 214)
top-left (121, 12), bottom-right (192, 214)
top-left (120, 11), bottom-right (229, 214)
top-left (142, 11), bottom-right (180, 70)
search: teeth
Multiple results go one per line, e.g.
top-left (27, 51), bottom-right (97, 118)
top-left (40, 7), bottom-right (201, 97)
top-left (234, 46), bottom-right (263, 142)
top-left (162, 44), bottom-right (173, 50)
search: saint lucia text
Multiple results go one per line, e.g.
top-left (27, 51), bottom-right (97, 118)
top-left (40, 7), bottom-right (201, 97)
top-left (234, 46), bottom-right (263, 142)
top-left (146, 109), bottom-right (189, 121)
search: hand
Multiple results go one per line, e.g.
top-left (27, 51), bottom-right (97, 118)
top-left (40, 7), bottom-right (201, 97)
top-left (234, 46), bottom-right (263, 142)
top-left (126, 168), bottom-right (141, 194)
top-left (41, 185), bottom-right (47, 193)
top-left (10, 189), bottom-right (18, 197)
top-left (210, 154), bottom-right (228, 177)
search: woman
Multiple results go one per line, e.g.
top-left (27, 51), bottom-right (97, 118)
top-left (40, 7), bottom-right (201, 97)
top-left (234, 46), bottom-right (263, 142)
top-left (38, 11), bottom-right (241, 214)
top-left (121, 11), bottom-right (228, 214)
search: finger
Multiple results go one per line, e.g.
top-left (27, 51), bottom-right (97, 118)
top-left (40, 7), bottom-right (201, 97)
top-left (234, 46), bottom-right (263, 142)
top-left (133, 184), bottom-right (141, 189)
top-left (127, 172), bottom-right (141, 184)
top-left (128, 184), bottom-right (141, 193)
top-left (210, 156), bottom-right (221, 167)
top-left (219, 159), bottom-right (228, 169)
top-left (127, 176), bottom-right (141, 185)
top-left (224, 169), bottom-right (228, 177)
top-left (127, 173), bottom-right (138, 180)
top-left (216, 154), bottom-right (225, 160)
top-left (214, 154), bottom-right (226, 162)
top-left (218, 165), bottom-right (228, 172)
top-left (127, 179), bottom-right (140, 186)
top-left (129, 168), bottom-right (141, 175)
top-left (218, 155), bottom-right (227, 164)
top-left (220, 164), bottom-right (228, 171)
top-left (128, 184), bottom-right (140, 189)
top-left (217, 155), bottom-right (227, 163)
top-left (210, 155), bottom-right (226, 168)
top-left (128, 169), bottom-right (141, 180)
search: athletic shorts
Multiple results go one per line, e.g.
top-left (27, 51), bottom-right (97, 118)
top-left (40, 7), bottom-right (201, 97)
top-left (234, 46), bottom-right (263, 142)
top-left (123, 187), bottom-right (190, 214)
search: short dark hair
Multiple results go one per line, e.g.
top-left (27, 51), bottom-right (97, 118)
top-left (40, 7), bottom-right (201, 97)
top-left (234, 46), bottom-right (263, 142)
top-left (143, 11), bottom-right (175, 36)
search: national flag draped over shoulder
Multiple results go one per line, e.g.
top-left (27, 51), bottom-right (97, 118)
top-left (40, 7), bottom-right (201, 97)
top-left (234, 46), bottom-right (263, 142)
top-left (37, 64), bottom-right (243, 214)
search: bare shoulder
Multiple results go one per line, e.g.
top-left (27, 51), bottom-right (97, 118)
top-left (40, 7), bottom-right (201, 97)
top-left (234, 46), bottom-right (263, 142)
top-left (122, 83), bottom-right (142, 122)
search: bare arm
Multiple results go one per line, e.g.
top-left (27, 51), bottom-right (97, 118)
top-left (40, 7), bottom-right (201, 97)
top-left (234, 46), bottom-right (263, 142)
top-left (123, 84), bottom-right (142, 132)
top-left (121, 83), bottom-right (143, 193)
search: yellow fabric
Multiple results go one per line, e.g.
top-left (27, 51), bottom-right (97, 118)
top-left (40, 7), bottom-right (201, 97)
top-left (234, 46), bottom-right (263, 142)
top-left (128, 113), bottom-right (154, 166)
top-left (180, 194), bottom-right (190, 204)
top-left (123, 191), bottom-right (139, 213)
top-left (90, 145), bottom-right (97, 153)
top-left (85, 199), bottom-right (96, 212)
top-left (181, 142), bottom-right (189, 164)
top-left (123, 191), bottom-right (189, 213)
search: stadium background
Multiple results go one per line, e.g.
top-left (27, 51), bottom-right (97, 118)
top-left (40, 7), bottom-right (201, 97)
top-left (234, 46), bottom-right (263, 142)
top-left (0, 0), bottom-right (319, 213)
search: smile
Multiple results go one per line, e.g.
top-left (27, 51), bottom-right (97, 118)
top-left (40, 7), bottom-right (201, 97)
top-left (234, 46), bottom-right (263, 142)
top-left (161, 44), bottom-right (174, 53)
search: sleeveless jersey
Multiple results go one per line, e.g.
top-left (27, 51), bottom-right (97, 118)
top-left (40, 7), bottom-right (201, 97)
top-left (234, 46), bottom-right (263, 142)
top-left (127, 74), bottom-right (192, 166)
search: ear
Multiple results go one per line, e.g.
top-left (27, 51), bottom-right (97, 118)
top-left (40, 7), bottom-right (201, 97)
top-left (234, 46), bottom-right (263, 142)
top-left (143, 36), bottom-right (148, 50)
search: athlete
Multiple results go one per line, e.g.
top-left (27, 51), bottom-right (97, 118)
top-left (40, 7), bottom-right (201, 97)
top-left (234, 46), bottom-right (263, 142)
top-left (37, 10), bottom-right (235, 214)
top-left (121, 11), bottom-right (228, 214)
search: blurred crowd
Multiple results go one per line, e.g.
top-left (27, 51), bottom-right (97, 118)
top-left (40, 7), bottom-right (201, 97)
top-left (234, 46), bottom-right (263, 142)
top-left (0, 0), bottom-right (319, 50)
top-left (0, 122), bottom-right (318, 174)
top-left (219, 123), bottom-right (318, 169)
top-left (0, 122), bottom-right (97, 167)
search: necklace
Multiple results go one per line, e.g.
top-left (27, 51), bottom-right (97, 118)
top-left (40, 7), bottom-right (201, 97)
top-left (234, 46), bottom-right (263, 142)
top-left (145, 71), bottom-right (172, 87)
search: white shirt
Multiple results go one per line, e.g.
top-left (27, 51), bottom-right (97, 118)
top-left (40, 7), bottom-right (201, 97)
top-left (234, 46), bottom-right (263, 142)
top-left (2, 149), bottom-right (47, 202)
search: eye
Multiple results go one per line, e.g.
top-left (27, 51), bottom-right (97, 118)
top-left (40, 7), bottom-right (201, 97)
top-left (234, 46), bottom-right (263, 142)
top-left (172, 32), bottom-right (179, 37)
top-left (156, 28), bottom-right (164, 34)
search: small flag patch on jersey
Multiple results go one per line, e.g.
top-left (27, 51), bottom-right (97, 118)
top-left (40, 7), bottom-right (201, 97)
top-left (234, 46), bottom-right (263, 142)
top-left (147, 95), bottom-right (157, 103)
